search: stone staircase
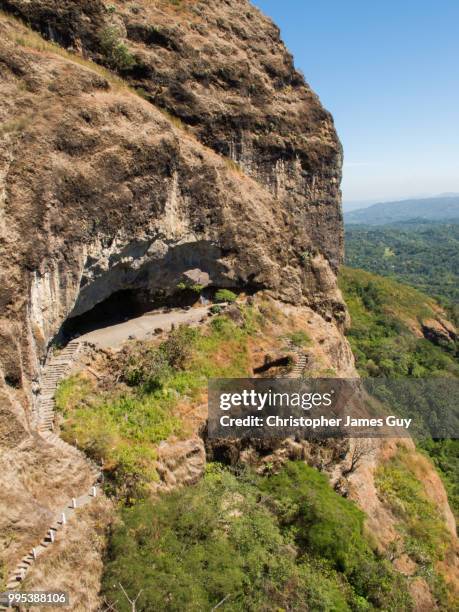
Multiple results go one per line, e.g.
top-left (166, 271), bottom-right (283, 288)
top-left (3, 340), bottom-right (102, 601)
top-left (285, 340), bottom-right (308, 378)
top-left (5, 485), bottom-right (101, 593)
top-left (36, 340), bottom-right (82, 433)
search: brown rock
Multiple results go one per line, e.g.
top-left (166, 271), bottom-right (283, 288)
top-left (422, 317), bottom-right (457, 345)
top-left (154, 436), bottom-right (206, 493)
top-left (0, 5), bottom-right (346, 404)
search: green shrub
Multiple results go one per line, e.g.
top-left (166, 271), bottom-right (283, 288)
top-left (55, 374), bottom-right (93, 413)
top-left (101, 463), bottom-right (412, 611)
top-left (120, 326), bottom-right (197, 390)
top-left (214, 288), bottom-right (237, 303)
top-left (300, 249), bottom-right (318, 265)
top-left (122, 344), bottom-right (171, 390)
top-left (418, 439), bottom-right (459, 523)
top-left (60, 391), bottom-right (181, 500)
top-left (161, 325), bottom-right (197, 370)
top-left (209, 304), bottom-right (222, 315)
top-left (260, 462), bottom-right (412, 610)
top-left (190, 283), bottom-right (204, 294)
top-left (176, 281), bottom-right (203, 294)
top-left (261, 463), bottom-right (367, 571)
top-left (376, 451), bottom-right (450, 565)
top-left (287, 330), bottom-right (311, 347)
top-left (99, 26), bottom-right (136, 71)
top-left (102, 470), bottom-right (294, 611)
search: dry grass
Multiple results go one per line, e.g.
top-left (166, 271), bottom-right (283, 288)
top-left (22, 496), bottom-right (114, 611)
top-left (0, 10), bottom-right (127, 93)
top-left (0, 10), bottom-right (204, 141)
top-left (158, 107), bottom-right (189, 131)
top-left (0, 9), bottom-right (259, 192)
top-left (0, 116), bottom-right (31, 136)
top-left (223, 156), bottom-right (244, 174)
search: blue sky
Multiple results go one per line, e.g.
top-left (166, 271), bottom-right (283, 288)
top-left (253, 0), bottom-right (459, 204)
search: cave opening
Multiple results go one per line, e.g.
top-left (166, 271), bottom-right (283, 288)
top-left (58, 288), bottom-right (156, 343)
top-left (55, 285), bottom-right (216, 345)
top-left (58, 283), bottom-right (262, 345)
top-left (54, 239), bottom-right (268, 347)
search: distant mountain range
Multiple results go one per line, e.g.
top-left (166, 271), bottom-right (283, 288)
top-left (344, 195), bottom-right (459, 225)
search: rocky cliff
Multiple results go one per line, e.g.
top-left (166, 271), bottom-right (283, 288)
top-left (0, 0), bottom-right (345, 598)
top-left (0, 0), bottom-right (345, 403)
top-left (1, 2), bottom-right (456, 609)
top-left (2, 0), bottom-right (343, 273)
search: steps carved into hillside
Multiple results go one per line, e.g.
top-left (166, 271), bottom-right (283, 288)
top-left (285, 340), bottom-right (309, 378)
top-left (4, 340), bottom-right (102, 598)
top-left (34, 340), bottom-right (82, 432)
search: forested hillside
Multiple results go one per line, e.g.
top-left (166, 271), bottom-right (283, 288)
top-left (339, 267), bottom-right (459, 523)
top-left (345, 222), bottom-right (459, 307)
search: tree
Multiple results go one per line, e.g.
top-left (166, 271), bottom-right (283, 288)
top-left (342, 439), bottom-right (375, 476)
top-left (118, 583), bottom-right (143, 612)
top-left (99, 26), bottom-right (136, 71)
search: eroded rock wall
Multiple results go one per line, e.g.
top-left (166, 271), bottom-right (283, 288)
top-left (2, 0), bottom-right (343, 277)
top-left (0, 2), bottom-right (346, 400)
top-left (0, 2), bottom-right (347, 602)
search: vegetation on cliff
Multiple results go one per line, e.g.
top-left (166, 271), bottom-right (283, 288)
top-left (102, 462), bottom-right (412, 611)
top-left (340, 267), bottom-right (459, 524)
top-left (345, 222), bottom-right (459, 312)
top-left (339, 267), bottom-right (458, 379)
top-left (376, 447), bottom-right (452, 608)
top-left (56, 312), bottom-right (258, 499)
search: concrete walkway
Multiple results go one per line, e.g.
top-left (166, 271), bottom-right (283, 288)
top-left (78, 305), bottom-right (211, 349)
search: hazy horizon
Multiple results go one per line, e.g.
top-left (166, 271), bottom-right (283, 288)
top-left (343, 192), bottom-right (459, 212)
top-left (254, 0), bottom-right (459, 202)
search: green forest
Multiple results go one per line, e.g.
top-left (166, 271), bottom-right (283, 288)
top-left (103, 462), bottom-right (417, 611)
top-left (339, 267), bottom-right (459, 522)
top-left (345, 222), bottom-right (459, 307)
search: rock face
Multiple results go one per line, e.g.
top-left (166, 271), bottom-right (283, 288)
top-left (422, 317), bottom-right (457, 346)
top-left (0, 2), bottom-right (345, 594)
top-left (2, 0), bottom-right (343, 274)
top-left (0, 1), bottom-right (345, 401)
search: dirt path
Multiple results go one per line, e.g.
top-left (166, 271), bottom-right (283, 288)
top-left (78, 305), bottom-right (211, 349)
